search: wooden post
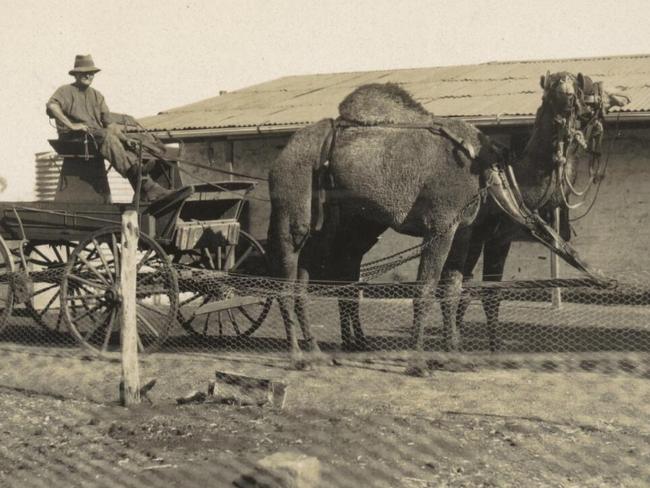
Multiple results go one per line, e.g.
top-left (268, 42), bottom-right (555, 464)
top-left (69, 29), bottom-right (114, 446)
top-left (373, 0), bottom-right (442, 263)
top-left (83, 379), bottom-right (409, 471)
top-left (550, 207), bottom-right (562, 309)
top-left (120, 210), bottom-right (140, 405)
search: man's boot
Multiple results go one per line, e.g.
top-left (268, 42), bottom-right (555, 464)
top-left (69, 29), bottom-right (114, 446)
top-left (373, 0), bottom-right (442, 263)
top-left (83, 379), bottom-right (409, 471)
top-left (125, 167), bottom-right (173, 202)
top-left (140, 177), bottom-right (174, 202)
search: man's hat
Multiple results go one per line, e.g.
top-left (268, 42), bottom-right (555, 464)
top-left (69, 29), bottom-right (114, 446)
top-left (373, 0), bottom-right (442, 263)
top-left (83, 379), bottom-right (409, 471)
top-left (68, 54), bottom-right (101, 75)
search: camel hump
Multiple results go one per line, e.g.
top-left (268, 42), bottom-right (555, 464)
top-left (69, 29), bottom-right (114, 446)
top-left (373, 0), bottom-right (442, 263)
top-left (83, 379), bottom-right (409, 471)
top-left (338, 83), bottom-right (432, 126)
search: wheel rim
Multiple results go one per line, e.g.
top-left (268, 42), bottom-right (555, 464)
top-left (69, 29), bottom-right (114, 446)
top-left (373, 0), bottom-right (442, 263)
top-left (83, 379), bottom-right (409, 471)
top-left (14, 241), bottom-right (75, 331)
top-left (0, 237), bottom-right (15, 333)
top-left (176, 230), bottom-right (272, 338)
top-left (61, 226), bottom-right (178, 355)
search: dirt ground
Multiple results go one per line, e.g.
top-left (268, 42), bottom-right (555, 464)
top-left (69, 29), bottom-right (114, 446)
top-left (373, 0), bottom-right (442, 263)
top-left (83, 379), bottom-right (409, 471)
top-left (0, 345), bottom-right (649, 488)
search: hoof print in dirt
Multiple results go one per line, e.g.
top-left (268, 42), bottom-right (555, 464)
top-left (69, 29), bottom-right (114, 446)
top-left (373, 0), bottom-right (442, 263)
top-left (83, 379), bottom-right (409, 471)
top-left (404, 364), bottom-right (431, 377)
top-left (292, 358), bottom-right (312, 371)
top-left (234, 451), bottom-right (321, 488)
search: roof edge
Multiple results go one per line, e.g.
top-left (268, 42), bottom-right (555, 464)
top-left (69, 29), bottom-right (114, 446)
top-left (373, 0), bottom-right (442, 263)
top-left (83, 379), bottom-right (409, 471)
top-left (143, 112), bottom-right (650, 140)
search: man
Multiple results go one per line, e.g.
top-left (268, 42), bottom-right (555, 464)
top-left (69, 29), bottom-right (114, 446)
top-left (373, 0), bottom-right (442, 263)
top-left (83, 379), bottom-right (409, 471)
top-left (46, 54), bottom-right (171, 201)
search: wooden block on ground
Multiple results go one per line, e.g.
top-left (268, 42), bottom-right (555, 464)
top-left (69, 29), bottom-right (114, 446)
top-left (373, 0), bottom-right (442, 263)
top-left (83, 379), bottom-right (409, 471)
top-left (234, 451), bottom-right (320, 488)
top-left (214, 371), bottom-right (288, 408)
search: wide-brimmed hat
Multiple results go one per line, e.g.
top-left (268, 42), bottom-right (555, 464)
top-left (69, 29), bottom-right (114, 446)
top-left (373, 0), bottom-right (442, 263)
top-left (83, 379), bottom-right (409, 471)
top-left (68, 54), bottom-right (101, 75)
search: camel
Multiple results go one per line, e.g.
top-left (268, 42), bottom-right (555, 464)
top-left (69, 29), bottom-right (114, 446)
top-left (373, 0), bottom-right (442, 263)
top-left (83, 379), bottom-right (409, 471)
top-left (445, 72), bottom-right (623, 351)
top-left (266, 76), bottom-right (593, 369)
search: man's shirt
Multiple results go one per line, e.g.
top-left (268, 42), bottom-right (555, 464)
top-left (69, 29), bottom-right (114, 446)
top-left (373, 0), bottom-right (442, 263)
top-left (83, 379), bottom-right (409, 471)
top-left (47, 83), bottom-right (109, 134)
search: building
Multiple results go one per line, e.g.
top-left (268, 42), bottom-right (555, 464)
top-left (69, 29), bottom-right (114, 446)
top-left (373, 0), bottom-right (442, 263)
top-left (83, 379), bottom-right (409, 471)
top-left (139, 54), bottom-right (650, 279)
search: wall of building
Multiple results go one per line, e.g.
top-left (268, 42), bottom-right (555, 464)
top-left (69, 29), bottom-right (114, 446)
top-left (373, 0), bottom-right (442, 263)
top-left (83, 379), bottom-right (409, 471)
top-left (177, 135), bottom-right (289, 242)
top-left (177, 126), bottom-right (649, 281)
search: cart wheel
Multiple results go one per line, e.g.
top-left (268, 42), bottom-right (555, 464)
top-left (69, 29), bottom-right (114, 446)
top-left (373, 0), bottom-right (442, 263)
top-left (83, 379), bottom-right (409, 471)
top-left (60, 226), bottom-right (178, 355)
top-left (0, 237), bottom-right (15, 333)
top-left (11, 241), bottom-right (76, 331)
top-left (176, 230), bottom-right (273, 338)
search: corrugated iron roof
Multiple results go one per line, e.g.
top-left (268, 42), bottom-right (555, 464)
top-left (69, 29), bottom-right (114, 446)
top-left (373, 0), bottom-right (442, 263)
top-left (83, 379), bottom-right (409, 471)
top-left (139, 54), bottom-right (650, 133)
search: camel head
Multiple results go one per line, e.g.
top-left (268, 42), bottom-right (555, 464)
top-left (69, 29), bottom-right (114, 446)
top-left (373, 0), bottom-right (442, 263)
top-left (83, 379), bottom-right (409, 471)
top-left (535, 71), bottom-right (605, 209)
top-left (540, 71), bottom-right (582, 118)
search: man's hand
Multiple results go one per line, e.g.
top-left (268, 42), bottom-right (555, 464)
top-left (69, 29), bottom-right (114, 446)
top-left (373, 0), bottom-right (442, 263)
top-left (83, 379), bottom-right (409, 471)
top-left (69, 122), bottom-right (89, 132)
top-left (124, 138), bottom-right (139, 151)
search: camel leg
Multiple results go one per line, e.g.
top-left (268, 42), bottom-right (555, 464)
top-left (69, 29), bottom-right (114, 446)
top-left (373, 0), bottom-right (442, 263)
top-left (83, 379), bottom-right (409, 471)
top-left (267, 226), bottom-right (305, 365)
top-left (277, 294), bottom-right (302, 363)
top-left (294, 267), bottom-right (323, 355)
top-left (456, 229), bottom-right (486, 326)
top-left (409, 226), bottom-right (458, 375)
top-left (329, 217), bottom-right (386, 351)
top-left (439, 225), bottom-right (473, 352)
top-left (481, 235), bottom-right (512, 352)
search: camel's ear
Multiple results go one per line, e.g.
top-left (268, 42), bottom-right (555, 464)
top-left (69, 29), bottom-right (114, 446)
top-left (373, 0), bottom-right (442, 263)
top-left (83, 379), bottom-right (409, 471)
top-left (540, 70), bottom-right (551, 90)
top-left (577, 73), bottom-right (585, 90)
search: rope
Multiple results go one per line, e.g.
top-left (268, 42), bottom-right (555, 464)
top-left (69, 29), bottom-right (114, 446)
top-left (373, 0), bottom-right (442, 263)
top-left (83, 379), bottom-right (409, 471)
top-left (359, 192), bottom-right (483, 280)
top-left (569, 111), bottom-right (621, 222)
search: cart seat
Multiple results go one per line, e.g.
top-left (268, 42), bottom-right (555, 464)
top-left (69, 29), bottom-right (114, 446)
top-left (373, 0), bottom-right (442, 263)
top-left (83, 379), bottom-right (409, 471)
top-left (47, 139), bottom-right (111, 204)
top-left (48, 138), bottom-right (102, 159)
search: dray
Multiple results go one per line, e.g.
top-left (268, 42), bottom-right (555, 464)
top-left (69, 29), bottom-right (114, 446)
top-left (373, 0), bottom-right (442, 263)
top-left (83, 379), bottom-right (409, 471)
top-left (0, 137), bottom-right (272, 355)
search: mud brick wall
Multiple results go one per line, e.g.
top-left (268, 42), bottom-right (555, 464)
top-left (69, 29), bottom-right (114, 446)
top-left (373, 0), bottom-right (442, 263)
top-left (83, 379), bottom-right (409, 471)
top-left (178, 126), bottom-right (649, 280)
top-left (177, 136), bottom-right (289, 243)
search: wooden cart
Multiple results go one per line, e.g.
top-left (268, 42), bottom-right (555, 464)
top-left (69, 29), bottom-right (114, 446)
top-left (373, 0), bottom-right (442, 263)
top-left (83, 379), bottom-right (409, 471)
top-left (0, 138), bottom-right (272, 355)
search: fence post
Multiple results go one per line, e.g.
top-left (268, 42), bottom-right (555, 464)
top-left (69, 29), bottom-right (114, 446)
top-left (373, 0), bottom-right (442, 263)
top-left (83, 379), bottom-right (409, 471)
top-left (120, 209), bottom-right (140, 405)
top-left (551, 207), bottom-right (562, 309)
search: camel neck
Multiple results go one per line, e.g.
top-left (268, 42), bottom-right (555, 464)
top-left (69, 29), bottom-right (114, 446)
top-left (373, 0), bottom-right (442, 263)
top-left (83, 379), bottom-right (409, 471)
top-left (512, 102), bottom-right (559, 209)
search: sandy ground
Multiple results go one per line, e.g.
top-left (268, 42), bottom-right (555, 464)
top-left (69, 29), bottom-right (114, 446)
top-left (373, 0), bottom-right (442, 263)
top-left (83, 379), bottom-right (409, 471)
top-left (0, 344), bottom-right (649, 487)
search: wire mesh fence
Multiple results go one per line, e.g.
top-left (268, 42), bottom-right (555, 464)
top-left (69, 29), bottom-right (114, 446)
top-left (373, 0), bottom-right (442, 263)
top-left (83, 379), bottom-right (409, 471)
top-left (2, 258), bottom-right (650, 374)
top-left (2, 256), bottom-right (650, 486)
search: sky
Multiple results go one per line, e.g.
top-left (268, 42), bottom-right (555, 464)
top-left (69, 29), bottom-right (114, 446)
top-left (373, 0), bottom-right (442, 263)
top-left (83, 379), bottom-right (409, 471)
top-left (1, 0), bottom-right (649, 200)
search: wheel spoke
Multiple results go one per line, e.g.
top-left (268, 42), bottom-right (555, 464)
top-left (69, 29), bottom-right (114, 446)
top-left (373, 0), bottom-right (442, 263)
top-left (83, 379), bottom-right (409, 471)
top-left (68, 298), bottom-right (109, 323)
top-left (30, 282), bottom-right (60, 298)
top-left (136, 311), bottom-right (160, 337)
top-left (83, 308), bottom-right (112, 342)
top-left (92, 238), bottom-right (115, 284)
top-left (78, 253), bottom-right (111, 287)
top-left (136, 249), bottom-right (155, 273)
top-left (100, 307), bottom-right (117, 352)
top-left (67, 273), bottom-right (110, 291)
top-left (33, 288), bottom-right (60, 316)
top-left (232, 245), bottom-right (254, 271)
top-left (136, 332), bottom-right (146, 353)
top-left (227, 309), bottom-right (241, 335)
top-left (30, 246), bottom-right (52, 264)
top-left (137, 300), bottom-right (170, 318)
top-left (52, 245), bottom-right (65, 264)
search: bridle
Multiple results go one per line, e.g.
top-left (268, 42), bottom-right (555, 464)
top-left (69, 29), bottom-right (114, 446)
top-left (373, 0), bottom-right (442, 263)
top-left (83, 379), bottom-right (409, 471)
top-left (556, 78), bottom-right (608, 210)
top-left (531, 73), bottom-right (607, 211)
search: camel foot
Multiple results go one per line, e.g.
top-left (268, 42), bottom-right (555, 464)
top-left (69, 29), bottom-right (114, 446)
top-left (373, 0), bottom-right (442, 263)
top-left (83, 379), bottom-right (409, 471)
top-left (304, 337), bottom-right (322, 354)
top-left (291, 357), bottom-right (312, 371)
top-left (306, 348), bottom-right (329, 366)
top-left (289, 351), bottom-right (308, 371)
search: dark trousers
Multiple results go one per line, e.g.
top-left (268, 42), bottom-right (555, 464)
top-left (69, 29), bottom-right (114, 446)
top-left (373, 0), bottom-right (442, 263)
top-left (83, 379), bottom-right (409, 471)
top-left (62, 127), bottom-right (164, 178)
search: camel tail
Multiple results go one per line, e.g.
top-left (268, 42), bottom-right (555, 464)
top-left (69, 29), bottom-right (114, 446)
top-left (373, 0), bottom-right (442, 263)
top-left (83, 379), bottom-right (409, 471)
top-left (267, 119), bottom-right (335, 264)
